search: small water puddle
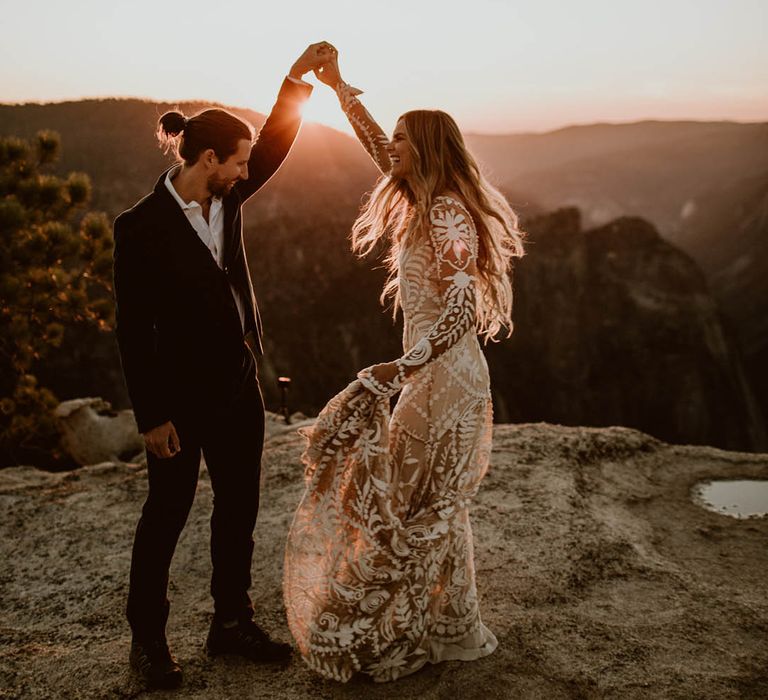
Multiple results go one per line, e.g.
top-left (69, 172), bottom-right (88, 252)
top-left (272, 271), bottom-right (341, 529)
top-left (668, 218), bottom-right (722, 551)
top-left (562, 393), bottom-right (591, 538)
top-left (691, 479), bottom-right (768, 519)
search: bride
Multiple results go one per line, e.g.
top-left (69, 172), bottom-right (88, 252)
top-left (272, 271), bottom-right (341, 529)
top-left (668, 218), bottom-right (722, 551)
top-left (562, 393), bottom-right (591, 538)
top-left (283, 50), bottom-right (525, 682)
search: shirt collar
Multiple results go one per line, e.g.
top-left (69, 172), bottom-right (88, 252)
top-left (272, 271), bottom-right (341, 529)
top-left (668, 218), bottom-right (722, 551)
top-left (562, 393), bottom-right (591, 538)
top-left (164, 164), bottom-right (222, 212)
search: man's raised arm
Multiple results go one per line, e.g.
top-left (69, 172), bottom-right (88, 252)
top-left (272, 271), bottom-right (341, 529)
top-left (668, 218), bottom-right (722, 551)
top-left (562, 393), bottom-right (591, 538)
top-left (236, 42), bottom-right (335, 201)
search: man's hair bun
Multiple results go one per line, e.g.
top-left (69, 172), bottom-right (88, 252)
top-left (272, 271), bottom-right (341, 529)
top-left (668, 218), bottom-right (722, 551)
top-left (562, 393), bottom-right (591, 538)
top-left (158, 111), bottom-right (187, 137)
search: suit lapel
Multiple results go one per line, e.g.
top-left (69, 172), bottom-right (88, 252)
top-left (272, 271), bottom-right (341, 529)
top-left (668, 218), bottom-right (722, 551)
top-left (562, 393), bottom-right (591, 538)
top-left (221, 191), bottom-right (240, 268)
top-left (150, 169), bottom-right (257, 340)
top-left (152, 169), bottom-right (222, 271)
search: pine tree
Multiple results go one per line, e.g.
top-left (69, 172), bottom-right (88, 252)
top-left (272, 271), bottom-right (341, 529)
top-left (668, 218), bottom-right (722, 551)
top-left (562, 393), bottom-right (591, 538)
top-left (0, 131), bottom-right (113, 466)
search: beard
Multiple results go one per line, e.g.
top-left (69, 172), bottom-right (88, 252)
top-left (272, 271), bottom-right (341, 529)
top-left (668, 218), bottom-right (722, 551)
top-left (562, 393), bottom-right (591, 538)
top-left (207, 172), bottom-right (236, 198)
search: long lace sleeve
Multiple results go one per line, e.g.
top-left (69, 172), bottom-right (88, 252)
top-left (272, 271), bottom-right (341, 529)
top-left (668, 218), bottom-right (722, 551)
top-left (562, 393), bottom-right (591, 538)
top-left (334, 81), bottom-right (391, 174)
top-left (358, 196), bottom-right (478, 396)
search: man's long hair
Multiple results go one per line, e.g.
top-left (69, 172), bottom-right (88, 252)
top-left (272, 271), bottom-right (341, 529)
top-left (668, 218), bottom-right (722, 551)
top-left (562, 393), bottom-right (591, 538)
top-left (350, 109), bottom-right (525, 341)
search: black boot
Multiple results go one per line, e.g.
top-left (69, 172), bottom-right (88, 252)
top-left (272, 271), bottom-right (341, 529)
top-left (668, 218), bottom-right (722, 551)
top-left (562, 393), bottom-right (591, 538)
top-left (205, 618), bottom-right (292, 663)
top-left (129, 638), bottom-right (183, 689)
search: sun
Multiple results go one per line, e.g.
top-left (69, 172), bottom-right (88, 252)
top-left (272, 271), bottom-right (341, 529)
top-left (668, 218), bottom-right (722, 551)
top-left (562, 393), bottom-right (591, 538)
top-left (299, 84), bottom-right (357, 134)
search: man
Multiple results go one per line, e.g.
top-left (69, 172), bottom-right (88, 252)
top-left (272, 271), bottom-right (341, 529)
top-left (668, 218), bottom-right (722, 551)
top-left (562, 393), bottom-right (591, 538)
top-left (112, 42), bottom-right (334, 689)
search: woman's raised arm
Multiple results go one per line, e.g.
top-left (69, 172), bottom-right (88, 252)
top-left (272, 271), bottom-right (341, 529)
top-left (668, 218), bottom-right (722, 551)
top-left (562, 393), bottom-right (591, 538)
top-left (315, 55), bottom-right (392, 174)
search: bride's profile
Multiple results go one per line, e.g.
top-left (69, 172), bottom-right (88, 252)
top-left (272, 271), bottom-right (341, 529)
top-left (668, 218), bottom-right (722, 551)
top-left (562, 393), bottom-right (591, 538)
top-left (283, 49), bottom-right (525, 682)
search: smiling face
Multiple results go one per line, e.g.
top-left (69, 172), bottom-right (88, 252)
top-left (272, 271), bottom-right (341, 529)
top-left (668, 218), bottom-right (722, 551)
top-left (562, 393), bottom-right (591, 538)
top-left (387, 119), bottom-right (414, 180)
top-left (206, 138), bottom-right (251, 197)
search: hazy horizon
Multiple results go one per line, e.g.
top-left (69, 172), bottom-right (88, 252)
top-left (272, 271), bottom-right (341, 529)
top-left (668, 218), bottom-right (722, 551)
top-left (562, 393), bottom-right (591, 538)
top-left (2, 94), bottom-right (765, 139)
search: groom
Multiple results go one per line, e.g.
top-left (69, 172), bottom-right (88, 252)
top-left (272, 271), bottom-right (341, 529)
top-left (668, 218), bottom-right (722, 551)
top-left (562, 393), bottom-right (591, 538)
top-left (112, 42), bottom-right (333, 689)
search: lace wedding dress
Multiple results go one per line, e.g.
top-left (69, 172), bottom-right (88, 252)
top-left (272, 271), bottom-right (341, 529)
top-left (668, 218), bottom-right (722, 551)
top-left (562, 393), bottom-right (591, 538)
top-left (283, 83), bottom-right (498, 683)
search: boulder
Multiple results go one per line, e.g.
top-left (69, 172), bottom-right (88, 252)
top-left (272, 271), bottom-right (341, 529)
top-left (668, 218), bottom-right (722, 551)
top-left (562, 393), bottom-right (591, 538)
top-left (54, 397), bottom-right (144, 466)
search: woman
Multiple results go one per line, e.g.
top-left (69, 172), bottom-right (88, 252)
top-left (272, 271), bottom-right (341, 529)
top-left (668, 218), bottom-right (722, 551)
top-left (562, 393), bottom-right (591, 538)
top-left (283, 53), bottom-right (525, 682)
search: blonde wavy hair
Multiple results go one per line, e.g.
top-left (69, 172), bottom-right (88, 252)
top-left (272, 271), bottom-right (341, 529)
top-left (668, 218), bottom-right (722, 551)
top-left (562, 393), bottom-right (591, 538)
top-left (351, 110), bottom-right (525, 341)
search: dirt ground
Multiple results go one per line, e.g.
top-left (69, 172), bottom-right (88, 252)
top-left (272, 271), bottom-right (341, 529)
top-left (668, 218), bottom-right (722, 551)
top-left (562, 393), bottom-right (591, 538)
top-left (1, 421), bottom-right (766, 699)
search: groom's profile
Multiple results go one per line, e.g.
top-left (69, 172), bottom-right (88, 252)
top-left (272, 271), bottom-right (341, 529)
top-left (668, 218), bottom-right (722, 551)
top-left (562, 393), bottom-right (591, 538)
top-left (112, 42), bottom-right (333, 689)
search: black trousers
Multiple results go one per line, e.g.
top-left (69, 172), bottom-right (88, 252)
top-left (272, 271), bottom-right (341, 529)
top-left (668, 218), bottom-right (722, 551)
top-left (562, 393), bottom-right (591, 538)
top-left (126, 351), bottom-right (265, 641)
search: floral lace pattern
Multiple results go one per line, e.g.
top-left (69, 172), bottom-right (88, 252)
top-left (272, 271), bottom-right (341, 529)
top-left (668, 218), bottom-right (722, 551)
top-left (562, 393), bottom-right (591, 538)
top-left (283, 194), bottom-right (498, 682)
top-left (334, 81), bottom-right (391, 174)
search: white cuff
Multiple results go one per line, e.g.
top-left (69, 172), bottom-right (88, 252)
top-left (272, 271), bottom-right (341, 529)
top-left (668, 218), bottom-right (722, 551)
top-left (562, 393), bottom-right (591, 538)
top-left (287, 75), bottom-right (312, 87)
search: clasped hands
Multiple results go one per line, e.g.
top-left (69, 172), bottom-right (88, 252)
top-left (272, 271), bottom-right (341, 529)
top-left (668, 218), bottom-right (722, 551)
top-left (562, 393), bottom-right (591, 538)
top-left (289, 41), bottom-right (341, 85)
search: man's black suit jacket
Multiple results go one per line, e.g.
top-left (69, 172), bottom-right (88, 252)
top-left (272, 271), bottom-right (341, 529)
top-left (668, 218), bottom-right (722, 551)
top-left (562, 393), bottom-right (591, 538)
top-left (113, 78), bottom-right (312, 434)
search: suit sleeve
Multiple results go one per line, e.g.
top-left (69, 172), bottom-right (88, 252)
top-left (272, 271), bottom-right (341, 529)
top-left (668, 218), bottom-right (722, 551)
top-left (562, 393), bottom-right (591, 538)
top-left (112, 213), bottom-right (171, 433)
top-left (235, 77), bottom-right (313, 202)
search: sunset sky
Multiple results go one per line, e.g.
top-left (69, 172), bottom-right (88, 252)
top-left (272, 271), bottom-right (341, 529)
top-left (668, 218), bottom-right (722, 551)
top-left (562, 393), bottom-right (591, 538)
top-left (1, 0), bottom-right (766, 135)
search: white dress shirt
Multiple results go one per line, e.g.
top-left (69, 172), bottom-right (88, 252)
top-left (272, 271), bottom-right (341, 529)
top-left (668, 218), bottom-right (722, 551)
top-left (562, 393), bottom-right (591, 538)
top-left (164, 165), bottom-right (247, 332)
